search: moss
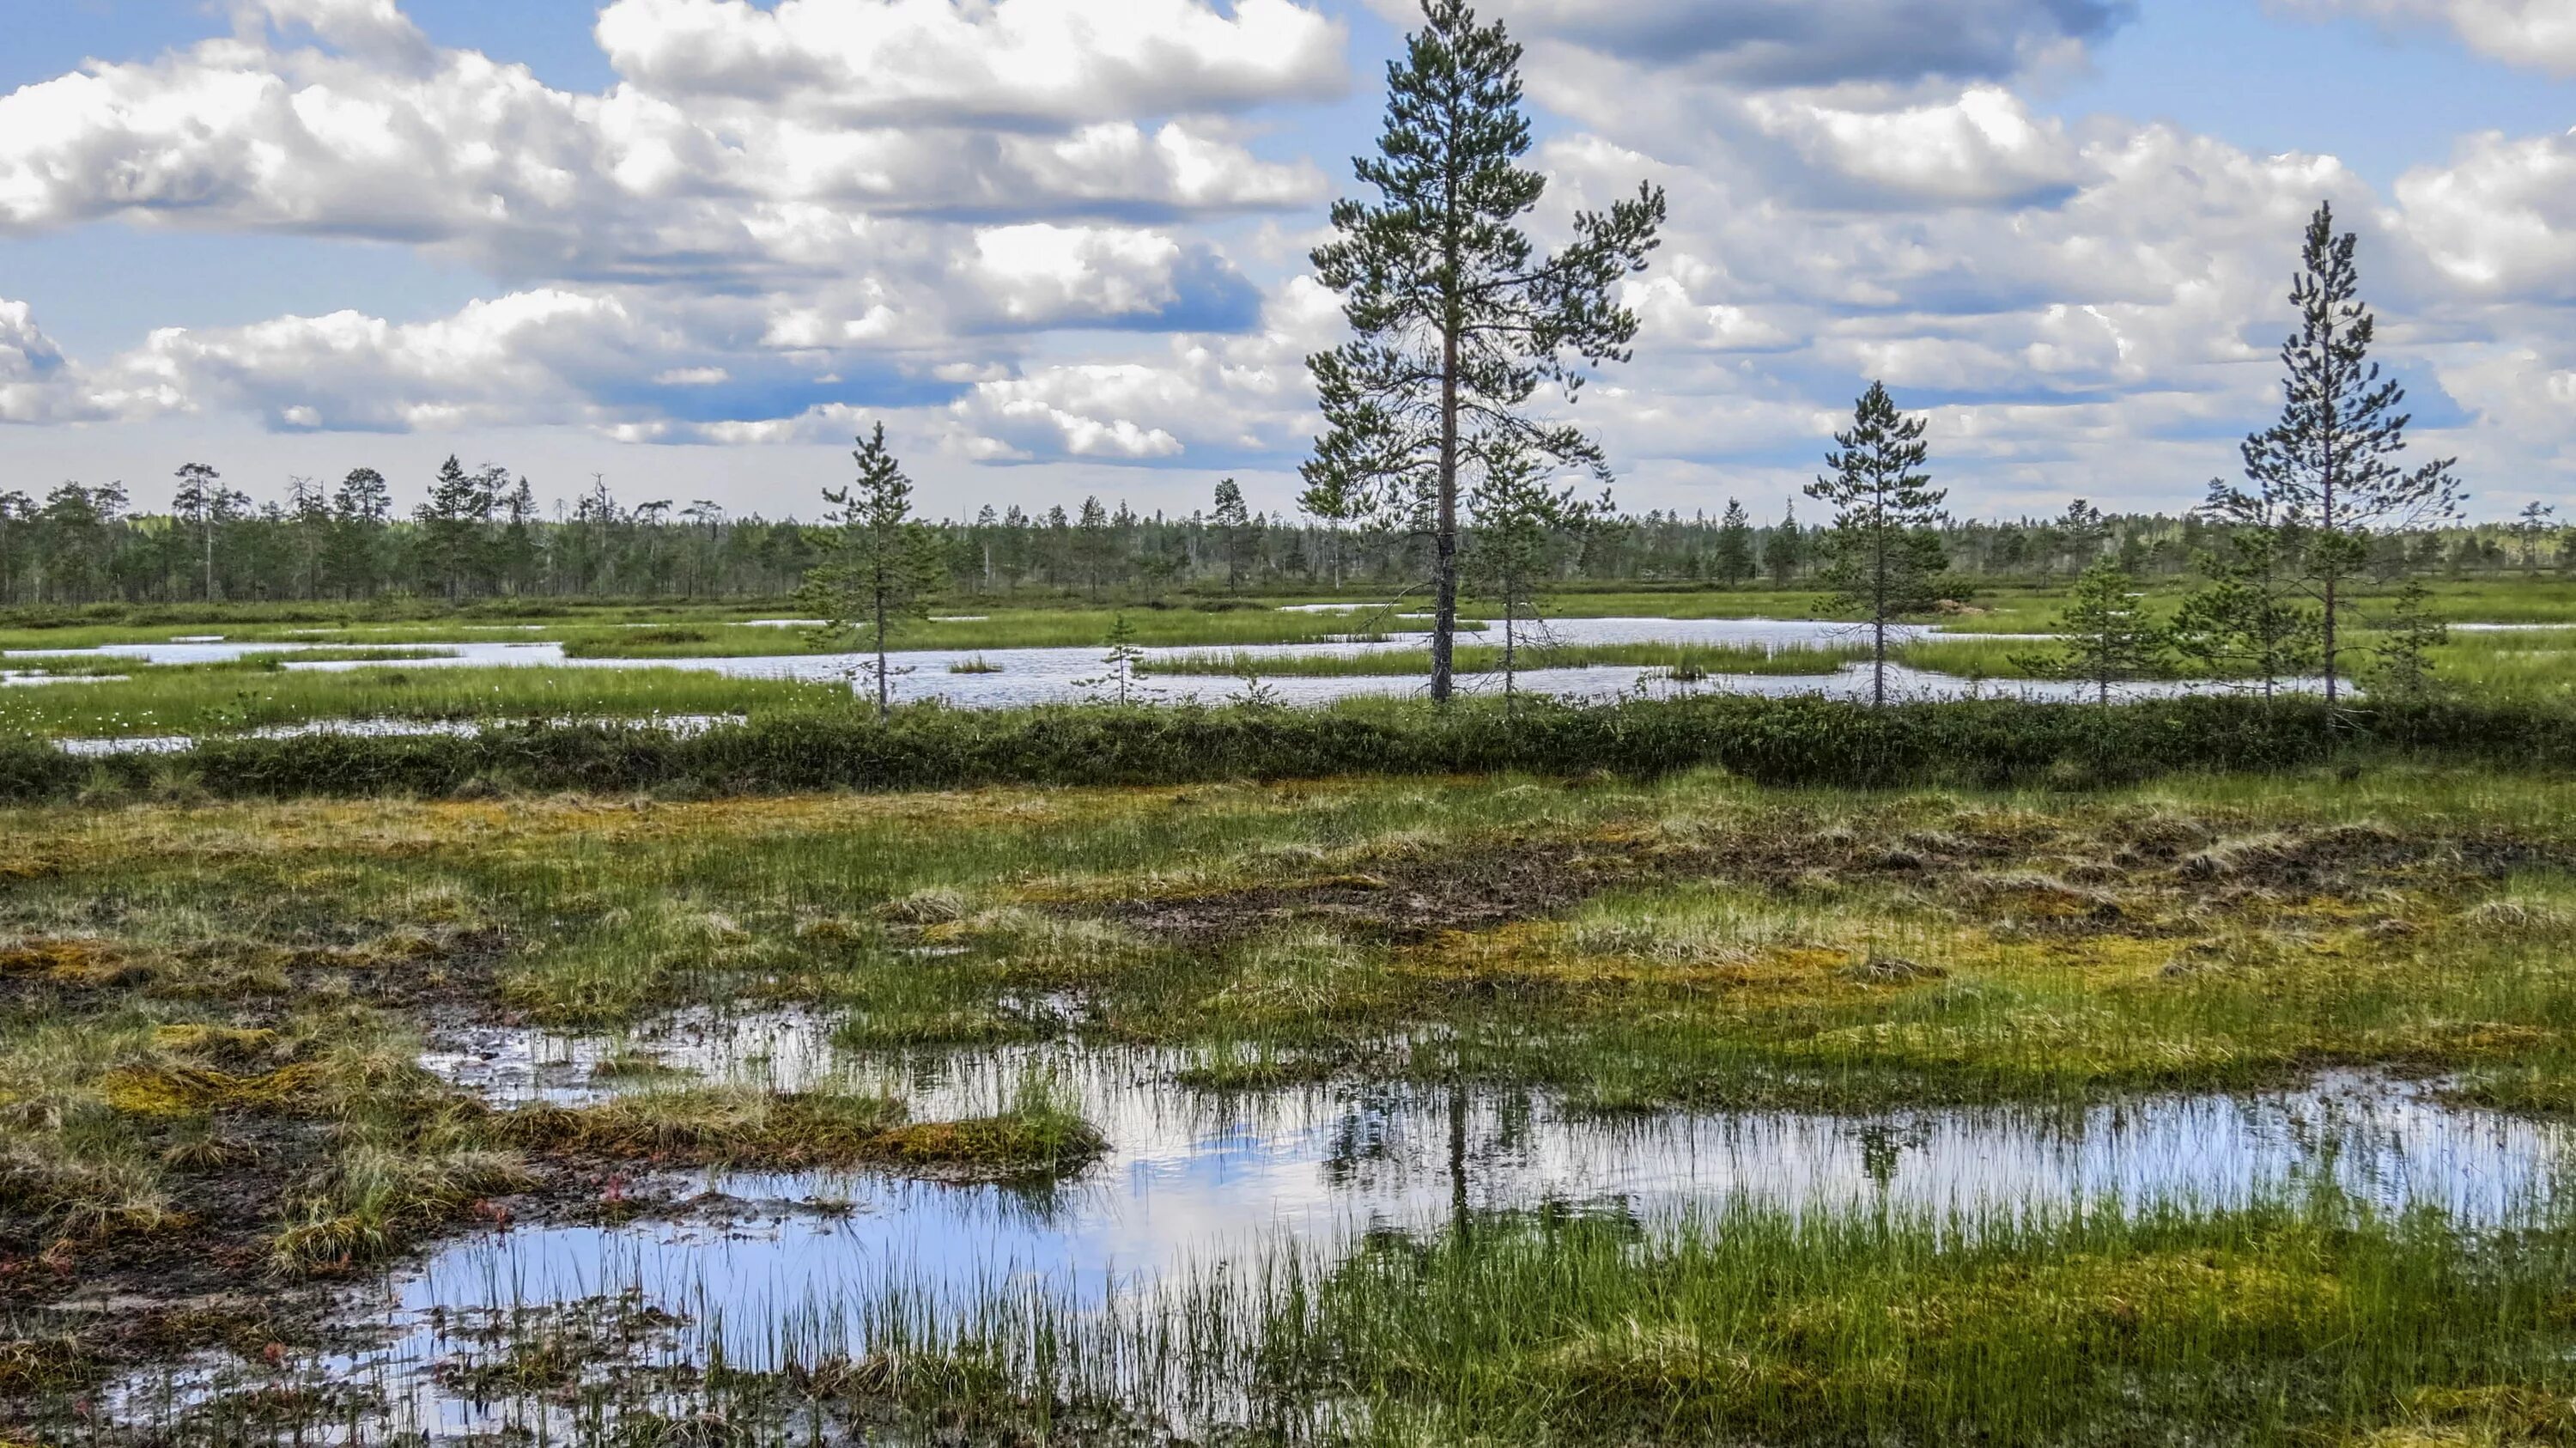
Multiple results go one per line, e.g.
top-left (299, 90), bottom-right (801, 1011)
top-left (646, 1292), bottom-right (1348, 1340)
top-left (99, 1063), bottom-right (324, 1118)
top-left (0, 937), bottom-right (150, 988)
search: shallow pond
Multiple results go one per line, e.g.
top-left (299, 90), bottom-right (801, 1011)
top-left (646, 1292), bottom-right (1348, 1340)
top-left (108, 999), bottom-right (2568, 1439)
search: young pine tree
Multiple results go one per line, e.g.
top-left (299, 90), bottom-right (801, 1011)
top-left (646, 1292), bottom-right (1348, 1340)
top-left (2513, 502), bottom-right (2555, 575)
top-left (1300, 0), bottom-right (1663, 703)
top-left (796, 424), bottom-right (947, 721)
top-left (2242, 201), bottom-right (2462, 703)
top-left (1084, 613), bottom-right (1153, 707)
top-left (2367, 577), bottom-right (2448, 703)
top-left (1465, 443), bottom-right (1599, 703)
top-left (2014, 560), bottom-right (2170, 706)
top-left (1763, 502), bottom-right (1804, 586)
top-left (1806, 382), bottom-right (1948, 705)
top-left (1212, 478), bottom-right (1255, 592)
top-left (1710, 498), bottom-right (1755, 586)
top-left (2172, 477), bottom-right (2322, 700)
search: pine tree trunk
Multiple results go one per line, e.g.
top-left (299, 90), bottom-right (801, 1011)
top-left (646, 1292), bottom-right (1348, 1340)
top-left (874, 581), bottom-right (890, 722)
top-left (1431, 325), bottom-right (1460, 705)
top-left (1871, 495), bottom-right (1889, 707)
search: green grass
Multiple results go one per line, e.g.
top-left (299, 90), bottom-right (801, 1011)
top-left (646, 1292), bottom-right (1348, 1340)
top-left (1896, 624), bottom-right (2576, 702)
top-left (1146, 642), bottom-right (1871, 678)
top-left (0, 664), bottom-right (850, 739)
top-left (1219, 1190), bottom-right (2576, 1445)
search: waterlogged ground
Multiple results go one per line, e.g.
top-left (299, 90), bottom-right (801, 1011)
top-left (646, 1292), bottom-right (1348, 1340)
top-left (9, 769), bottom-right (2576, 1442)
top-left (2, 613), bottom-right (2313, 750)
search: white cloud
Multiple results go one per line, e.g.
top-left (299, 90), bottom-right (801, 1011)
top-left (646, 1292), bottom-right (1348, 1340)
top-left (0, 44), bottom-right (1322, 272)
top-left (1741, 86), bottom-right (2081, 206)
top-left (234, 0), bottom-right (434, 67)
top-left (2394, 127), bottom-right (2576, 300)
top-left (2281, 0), bottom-right (2576, 76)
top-left (6, 0), bottom-right (2574, 518)
top-left (594, 0), bottom-right (1347, 125)
top-left (111, 289), bottom-right (678, 432)
top-left (0, 298), bottom-right (141, 423)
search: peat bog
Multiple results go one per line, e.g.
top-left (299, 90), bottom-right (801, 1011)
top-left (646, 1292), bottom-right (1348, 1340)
top-left (9, 766), bottom-right (2576, 1443)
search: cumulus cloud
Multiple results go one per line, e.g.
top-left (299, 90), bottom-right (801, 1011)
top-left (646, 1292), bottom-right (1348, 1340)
top-left (2281, 0), bottom-right (2576, 76)
top-left (594, 0), bottom-right (1347, 125)
top-left (0, 299), bottom-right (142, 423)
top-left (2395, 127), bottom-right (2576, 301)
top-left (108, 289), bottom-right (676, 432)
top-left (943, 274), bottom-right (1341, 464)
top-left (0, 0), bottom-right (1336, 446)
top-left (1741, 86), bottom-right (2081, 206)
top-left (234, 0), bottom-right (434, 67)
top-left (0, 40), bottom-right (1323, 275)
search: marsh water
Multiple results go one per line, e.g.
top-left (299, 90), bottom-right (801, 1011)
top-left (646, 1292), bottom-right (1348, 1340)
top-left (111, 1005), bottom-right (2572, 1439)
top-left (10, 614), bottom-right (2323, 752)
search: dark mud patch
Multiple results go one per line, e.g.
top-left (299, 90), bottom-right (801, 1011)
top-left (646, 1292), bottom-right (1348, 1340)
top-left (1087, 814), bottom-right (2576, 948)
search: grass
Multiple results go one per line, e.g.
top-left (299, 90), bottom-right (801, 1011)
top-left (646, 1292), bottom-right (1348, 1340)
top-left (1215, 1189), bottom-right (2576, 1445)
top-left (11, 767), bottom-right (2576, 1110)
top-left (362, 1186), bottom-right (2571, 1446)
top-left (503, 1080), bottom-right (1103, 1180)
top-left (1897, 625), bottom-right (2576, 704)
top-left (0, 664), bottom-right (851, 739)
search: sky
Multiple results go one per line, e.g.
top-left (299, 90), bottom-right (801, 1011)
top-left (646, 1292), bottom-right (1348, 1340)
top-left (1, 0), bottom-right (2571, 526)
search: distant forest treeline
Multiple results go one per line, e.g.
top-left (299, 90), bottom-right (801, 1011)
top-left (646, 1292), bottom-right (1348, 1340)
top-left (2, 457), bottom-right (2566, 606)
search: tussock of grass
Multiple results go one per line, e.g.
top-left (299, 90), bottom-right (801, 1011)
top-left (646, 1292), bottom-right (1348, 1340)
top-left (501, 1083), bottom-right (1103, 1179)
top-left (270, 1138), bottom-right (534, 1275)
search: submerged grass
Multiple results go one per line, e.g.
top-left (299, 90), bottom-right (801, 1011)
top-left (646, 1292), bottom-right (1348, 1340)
top-left (419, 1187), bottom-right (2568, 1446)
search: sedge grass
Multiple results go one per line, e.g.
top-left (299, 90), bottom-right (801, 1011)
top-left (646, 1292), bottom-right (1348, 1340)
top-left (0, 664), bottom-right (851, 739)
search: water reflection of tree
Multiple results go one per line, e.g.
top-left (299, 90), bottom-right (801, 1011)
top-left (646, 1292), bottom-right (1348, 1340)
top-left (1316, 1080), bottom-right (1570, 1241)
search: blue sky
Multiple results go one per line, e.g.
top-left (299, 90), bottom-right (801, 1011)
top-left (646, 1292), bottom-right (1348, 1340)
top-left (1, 0), bottom-right (2569, 523)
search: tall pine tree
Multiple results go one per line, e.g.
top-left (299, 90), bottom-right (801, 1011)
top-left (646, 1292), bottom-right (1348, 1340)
top-left (2241, 202), bottom-right (2462, 703)
top-left (1807, 382), bottom-right (1947, 705)
top-left (1300, 0), bottom-right (1663, 703)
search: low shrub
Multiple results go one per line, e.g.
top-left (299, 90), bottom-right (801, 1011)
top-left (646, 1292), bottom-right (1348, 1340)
top-left (3, 695), bottom-right (2572, 802)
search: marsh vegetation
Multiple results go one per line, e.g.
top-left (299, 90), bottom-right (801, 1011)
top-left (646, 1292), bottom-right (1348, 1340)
top-left (6, 764), bottom-right (2576, 1441)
